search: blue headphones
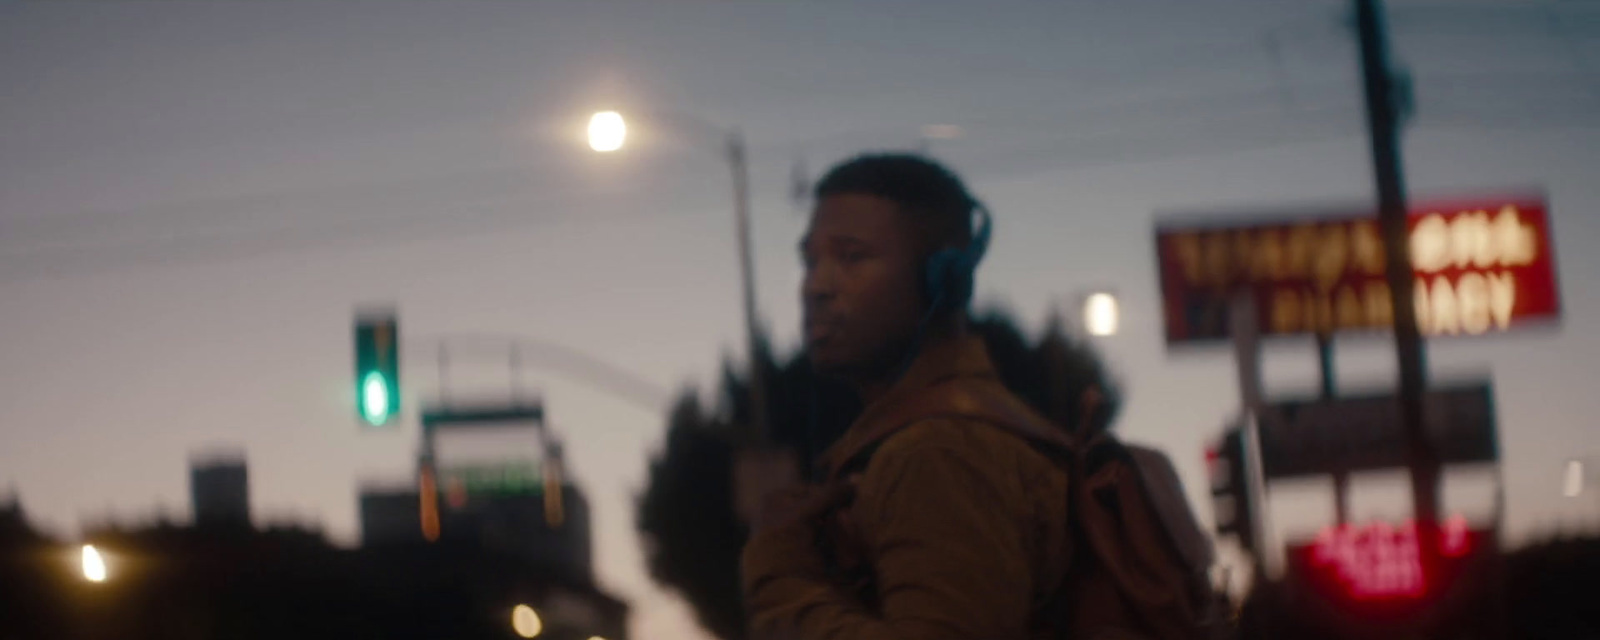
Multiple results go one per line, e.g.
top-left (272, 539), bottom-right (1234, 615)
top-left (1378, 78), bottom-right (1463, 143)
top-left (921, 201), bottom-right (992, 313)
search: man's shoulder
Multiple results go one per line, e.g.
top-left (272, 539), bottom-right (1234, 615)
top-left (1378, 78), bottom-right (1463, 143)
top-left (872, 412), bottom-right (1061, 474)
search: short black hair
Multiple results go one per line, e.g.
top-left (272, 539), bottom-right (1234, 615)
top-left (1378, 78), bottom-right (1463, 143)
top-left (812, 153), bottom-right (976, 253)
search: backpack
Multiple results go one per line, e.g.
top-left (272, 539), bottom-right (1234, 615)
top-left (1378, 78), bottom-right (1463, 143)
top-left (821, 376), bottom-right (1227, 640)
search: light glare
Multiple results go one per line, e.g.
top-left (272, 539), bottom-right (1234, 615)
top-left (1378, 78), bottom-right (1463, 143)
top-left (1565, 459), bottom-right (1584, 498)
top-left (81, 544), bottom-right (107, 582)
top-left (588, 111), bottom-right (627, 152)
top-left (512, 604), bottom-right (542, 638)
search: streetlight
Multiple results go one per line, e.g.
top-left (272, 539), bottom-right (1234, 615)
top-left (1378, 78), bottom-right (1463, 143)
top-left (81, 544), bottom-right (107, 583)
top-left (585, 109), bottom-right (769, 443)
top-left (587, 112), bottom-right (626, 152)
top-left (1083, 292), bottom-right (1120, 337)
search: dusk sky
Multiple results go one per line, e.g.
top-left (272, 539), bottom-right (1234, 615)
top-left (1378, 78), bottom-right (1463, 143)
top-left (3, 2), bottom-right (1598, 638)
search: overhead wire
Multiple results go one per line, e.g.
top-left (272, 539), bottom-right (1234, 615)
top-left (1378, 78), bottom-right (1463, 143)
top-left (4, 4), bottom-right (1599, 281)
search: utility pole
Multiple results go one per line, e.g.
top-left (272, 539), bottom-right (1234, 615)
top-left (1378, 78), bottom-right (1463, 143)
top-left (1354, 0), bottom-right (1441, 577)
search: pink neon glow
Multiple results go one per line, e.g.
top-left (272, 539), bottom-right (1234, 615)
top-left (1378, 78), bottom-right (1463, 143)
top-left (1308, 516), bottom-right (1476, 600)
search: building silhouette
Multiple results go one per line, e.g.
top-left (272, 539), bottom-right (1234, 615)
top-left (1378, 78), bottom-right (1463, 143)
top-left (190, 451), bottom-right (249, 530)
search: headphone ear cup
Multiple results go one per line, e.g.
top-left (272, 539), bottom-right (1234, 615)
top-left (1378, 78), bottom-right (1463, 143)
top-left (923, 248), bottom-right (978, 311)
top-left (923, 249), bottom-right (960, 309)
top-left (947, 254), bottom-right (975, 308)
top-left (923, 206), bottom-right (990, 311)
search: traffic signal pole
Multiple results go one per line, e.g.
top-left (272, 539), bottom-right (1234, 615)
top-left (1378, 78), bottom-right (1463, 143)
top-left (1354, 0), bottom-right (1442, 579)
top-left (1230, 294), bottom-right (1270, 570)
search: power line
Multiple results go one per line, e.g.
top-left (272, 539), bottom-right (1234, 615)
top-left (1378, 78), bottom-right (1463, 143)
top-left (5, 86), bottom-right (1596, 284)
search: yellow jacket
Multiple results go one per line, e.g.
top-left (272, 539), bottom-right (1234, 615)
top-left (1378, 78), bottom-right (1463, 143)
top-left (741, 334), bottom-right (1073, 640)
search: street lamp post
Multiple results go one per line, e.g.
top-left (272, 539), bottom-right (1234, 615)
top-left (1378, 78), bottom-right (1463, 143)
top-left (724, 131), bottom-right (772, 445)
top-left (587, 111), bottom-right (769, 444)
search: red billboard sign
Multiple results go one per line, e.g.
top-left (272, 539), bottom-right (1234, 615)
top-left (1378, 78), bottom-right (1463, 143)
top-left (1155, 195), bottom-right (1560, 344)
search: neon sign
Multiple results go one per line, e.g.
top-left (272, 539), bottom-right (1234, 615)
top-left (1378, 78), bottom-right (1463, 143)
top-left (1155, 196), bottom-right (1559, 344)
top-left (1305, 515), bottom-right (1474, 600)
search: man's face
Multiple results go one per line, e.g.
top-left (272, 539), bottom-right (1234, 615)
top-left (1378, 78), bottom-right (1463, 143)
top-left (800, 193), bottom-right (926, 378)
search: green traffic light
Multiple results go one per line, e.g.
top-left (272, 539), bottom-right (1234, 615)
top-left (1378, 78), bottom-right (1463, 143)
top-left (354, 311), bottom-right (399, 427)
top-left (361, 371), bottom-right (393, 426)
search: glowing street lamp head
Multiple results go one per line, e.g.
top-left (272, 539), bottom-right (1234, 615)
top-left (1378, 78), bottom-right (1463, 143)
top-left (588, 111), bottom-right (627, 152)
top-left (81, 544), bottom-right (107, 583)
top-left (1084, 292), bottom-right (1119, 337)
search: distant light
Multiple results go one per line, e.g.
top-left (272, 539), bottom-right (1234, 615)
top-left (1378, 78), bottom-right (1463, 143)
top-left (921, 124), bottom-right (963, 140)
top-left (1084, 292), bottom-right (1119, 337)
top-left (1565, 459), bottom-right (1584, 498)
top-left (588, 636), bottom-right (608, 640)
top-left (512, 604), bottom-right (543, 638)
top-left (81, 545), bottom-right (107, 583)
top-left (588, 111), bottom-right (627, 152)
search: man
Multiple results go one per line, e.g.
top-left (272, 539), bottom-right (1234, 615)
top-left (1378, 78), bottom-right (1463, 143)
top-left (740, 153), bottom-right (1075, 639)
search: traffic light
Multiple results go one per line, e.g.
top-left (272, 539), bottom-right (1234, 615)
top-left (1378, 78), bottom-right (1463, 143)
top-left (1207, 427), bottom-right (1257, 552)
top-left (354, 312), bottom-right (400, 427)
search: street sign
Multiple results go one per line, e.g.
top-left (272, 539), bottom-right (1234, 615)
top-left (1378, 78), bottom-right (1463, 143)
top-left (1256, 383), bottom-right (1497, 480)
top-left (420, 402), bottom-right (551, 514)
top-left (439, 460), bottom-right (543, 499)
top-left (1155, 195), bottom-right (1559, 344)
top-left (421, 403), bottom-right (545, 428)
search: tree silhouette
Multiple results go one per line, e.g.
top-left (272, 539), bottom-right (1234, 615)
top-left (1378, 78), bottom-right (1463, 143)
top-left (635, 306), bottom-right (1119, 640)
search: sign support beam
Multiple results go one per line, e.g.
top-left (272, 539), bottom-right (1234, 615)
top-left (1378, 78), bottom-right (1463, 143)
top-left (1317, 332), bottom-right (1351, 526)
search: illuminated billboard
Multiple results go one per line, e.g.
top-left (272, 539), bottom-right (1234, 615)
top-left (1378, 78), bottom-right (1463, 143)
top-left (1155, 195), bottom-right (1559, 344)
